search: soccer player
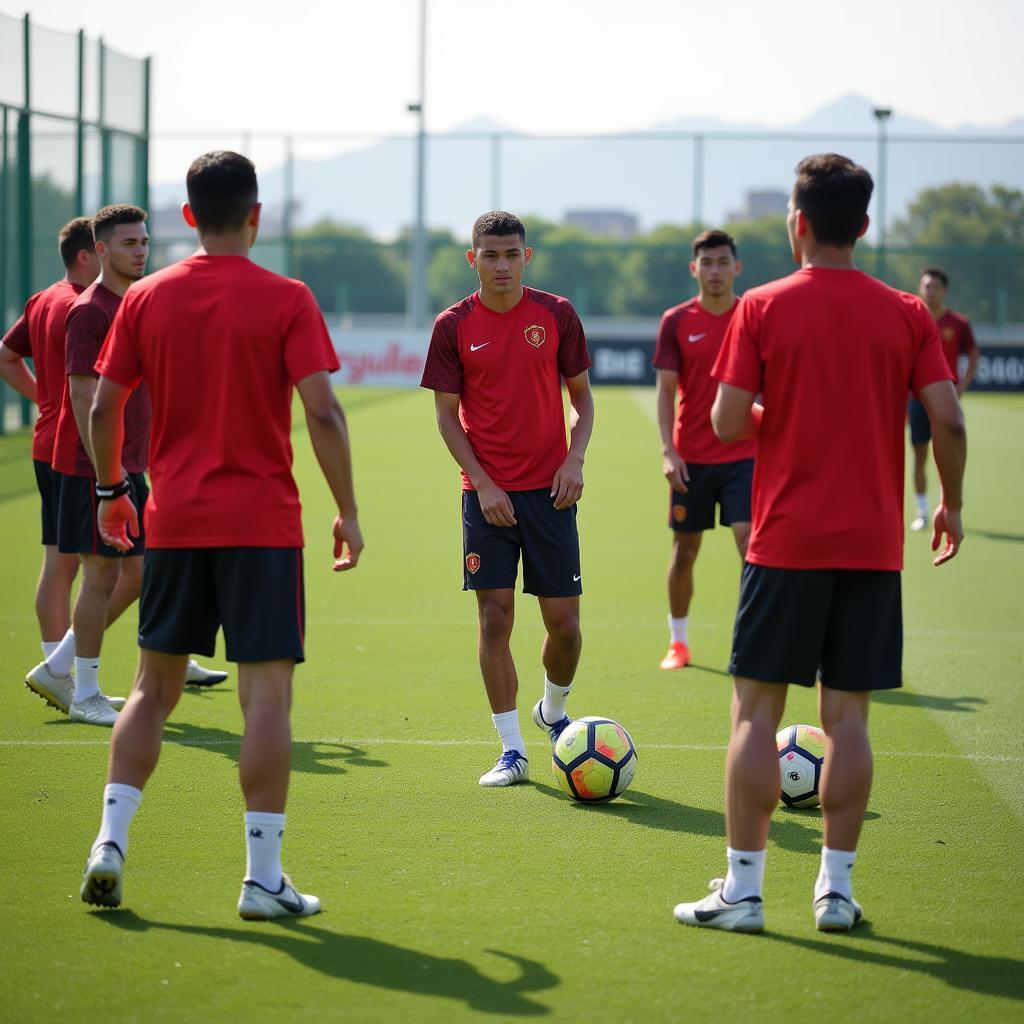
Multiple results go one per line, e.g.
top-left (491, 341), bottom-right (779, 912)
top-left (420, 211), bottom-right (594, 788)
top-left (653, 229), bottom-right (755, 670)
top-left (673, 154), bottom-right (966, 933)
top-left (0, 219), bottom-right (97, 670)
top-left (908, 267), bottom-right (978, 531)
top-left (79, 151), bottom-right (362, 919)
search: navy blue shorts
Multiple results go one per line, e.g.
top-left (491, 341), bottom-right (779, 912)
top-left (56, 471), bottom-right (148, 557)
top-left (669, 458), bottom-right (753, 533)
top-left (138, 547), bottom-right (305, 663)
top-left (33, 459), bottom-right (60, 546)
top-left (462, 488), bottom-right (582, 597)
top-left (908, 397), bottom-right (930, 446)
top-left (729, 563), bottom-right (902, 691)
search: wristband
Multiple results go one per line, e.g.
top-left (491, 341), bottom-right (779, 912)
top-left (95, 478), bottom-right (130, 500)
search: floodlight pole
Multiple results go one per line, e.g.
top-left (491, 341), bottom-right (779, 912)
top-left (873, 107), bottom-right (892, 280)
top-left (407, 0), bottom-right (428, 328)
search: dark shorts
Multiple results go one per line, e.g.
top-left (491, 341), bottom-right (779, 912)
top-left (670, 458), bottom-right (754, 533)
top-left (462, 488), bottom-right (582, 597)
top-left (908, 397), bottom-right (931, 446)
top-left (56, 471), bottom-right (148, 557)
top-left (729, 563), bottom-right (902, 691)
top-left (33, 459), bottom-right (60, 546)
top-left (138, 547), bottom-right (305, 663)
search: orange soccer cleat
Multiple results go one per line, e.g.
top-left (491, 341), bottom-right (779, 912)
top-left (659, 641), bottom-right (690, 670)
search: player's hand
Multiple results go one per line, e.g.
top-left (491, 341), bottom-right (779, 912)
top-left (98, 495), bottom-right (139, 553)
top-left (477, 480), bottom-right (516, 527)
top-left (332, 514), bottom-right (364, 571)
top-left (551, 454), bottom-right (584, 510)
top-left (931, 505), bottom-right (963, 566)
top-left (663, 450), bottom-right (689, 493)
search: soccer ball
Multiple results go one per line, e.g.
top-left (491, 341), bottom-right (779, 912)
top-left (776, 723), bottom-right (825, 808)
top-left (551, 716), bottom-right (637, 802)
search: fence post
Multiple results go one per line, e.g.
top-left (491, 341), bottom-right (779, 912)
top-left (99, 37), bottom-right (110, 206)
top-left (139, 55), bottom-right (151, 212)
top-left (692, 133), bottom-right (704, 227)
top-left (76, 29), bottom-right (84, 214)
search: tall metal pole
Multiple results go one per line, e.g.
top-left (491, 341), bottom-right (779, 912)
top-left (873, 107), bottom-right (891, 281)
top-left (76, 30), bottom-right (84, 214)
top-left (283, 134), bottom-right (294, 278)
top-left (407, 0), bottom-right (428, 328)
top-left (692, 133), bottom-right (704, 228)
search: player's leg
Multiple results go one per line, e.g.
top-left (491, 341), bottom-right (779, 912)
top-left (69, 552), bottom-right (121, 723)
top-left (35, 546), bottom-right (79, 648)
top-left (908, 398), bottom-right (931, 530)
top-left (535, 594), bottom-right (581, 736)
top-left (105, 554), bottom-right (142, 626)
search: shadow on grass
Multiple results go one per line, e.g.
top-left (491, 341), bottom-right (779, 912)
top-left (873, 690), bottom-right (987, 713)
top-left (972, 529), bottom-right (1024, 544)
top-left (92, 911), bottom-right (557, 1016)
top-left (763, 922), bottom-right (1024, 1001)
top-left (687, 662), bottom-right (732, 679)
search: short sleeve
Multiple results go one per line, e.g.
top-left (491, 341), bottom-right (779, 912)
top-left (1, 312), bottom-right (31, 357)
top-left (556, 300), bottom-right (592, 380)
top-left (910, 306), bottom-right (956, 395)
top-left (420, 312), bottom-right (463, 394)
top-left (652, 310), bottom-right (681, 372)
top-left (283, 284), bottom-right (340, 385)
top-left (65, 303), bottom-right (110, 378)
top-left (712, 294), bottom-right (763, 394)
top-left (95, 296), bottom-right (143, 389)
top-left (960, 318), bottom-right (978, 354)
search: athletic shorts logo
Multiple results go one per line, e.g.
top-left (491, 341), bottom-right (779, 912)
top-left (466, 552), bottom-right (481, 574)
top-left (673, 505), bottom-right (687, 523)
top-left (524, 324), bottom-right (546, 348)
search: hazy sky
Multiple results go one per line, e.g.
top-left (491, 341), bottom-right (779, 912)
top-left (13, 0), bottom-right (1024, 143)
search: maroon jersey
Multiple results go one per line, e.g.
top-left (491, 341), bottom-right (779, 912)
top-left (653, 297), bottom-right (756, 464)
top-left (52, 282), bottom-right (151, 477)
top-left (420, 287), bottom-right (591, 492)
top-left (935, 309), bottom-right (977, 378)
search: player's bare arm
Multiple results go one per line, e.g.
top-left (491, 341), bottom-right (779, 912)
top-left (89, 375), bottom-right (138, 552)
top-left (551, 370), bottom-right (594, 510)
top-left (433, 390), bottom-right (516, 527)
top-left (918, 379), bottom-right (966, 565)
top-left (711, 382), bottom-right (758, 442)
top-left (68, 373), bottom-right (100, 469)
top-left (296, 370), bottom-right (364, 571)
top-left (655, 368), bottom-right (688, 492)
top-left (0, 343), bottom-right (38, 403)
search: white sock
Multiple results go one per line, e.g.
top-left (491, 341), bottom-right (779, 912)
top-left (245, 811), bottom-right (286, 890)
top-left (47, 628), bottom-right (76, 677)
top-left (93, 783), bottom-right (142, 857)
top-left (492, 709), bottom-right (525, 755)
top-left (41, 640), bottom-right (59, 660)
top-left (669, 614), bottom-right (689, 645)
top-left (73, 656), bottom-right (101, 703)
top-left (916, 493), bottom-right (928, 517)
top-left (815, 846), bottom-right (856, 901)
top-left (540, 674), bottom-right (572, 724)
top-left (721, 847), bottom-right (766, 902)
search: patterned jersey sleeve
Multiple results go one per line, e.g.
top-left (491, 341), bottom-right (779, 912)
top-left (652, 309), bottom-right (682, 372)
top-left (65, 303), bottom-right (109, 378)
top-left (420, 311), bottom-right (463, 394)
top-left (712, 293), bottom-right (763, 394)
top-left (555, 299), bottom-right (592, 380)
top-left (1, 311), bottom-right (31, 357)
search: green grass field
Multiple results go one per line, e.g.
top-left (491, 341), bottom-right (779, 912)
top-left (1, 388), bottom-right (1022, 1023)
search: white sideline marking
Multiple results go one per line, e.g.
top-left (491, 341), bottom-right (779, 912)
top-left (1, 735), bottom-right (1021, 763)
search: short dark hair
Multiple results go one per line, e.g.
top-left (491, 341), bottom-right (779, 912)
top-left (93, 204), bottom-right (147, 244)
top-left (920, 266), bottom-right (949, 288)
top-left (792, 153), bottom-right (874, 247)
top-left (471, 211), bottom-right (526, 249)
top-left (58, 217), bottom-right (95, 268)
top-left (186, 151), bottom-right (258, 233)
top-left (692, 229), bottom-right (737, 258)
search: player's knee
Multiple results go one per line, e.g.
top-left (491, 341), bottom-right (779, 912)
top-left (83, 558), bottom-right (121, 596)
top-left (733, 525), bottom-right (751, 557)
top-left (477, 599), bottom-right (513, 643)
top-left (670, 538), bottom-right (700, 570)
top-left (546, 610), bottom-right (581, 651)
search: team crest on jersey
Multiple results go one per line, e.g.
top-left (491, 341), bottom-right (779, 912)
top-left (524, 324), bottom-right (546, 348)
top-left (673, 505), bottom-right (687, 523)
top-left (942, 326), bottom-right (956, 341)
top-left (466, 552), bottom-right (481, 574)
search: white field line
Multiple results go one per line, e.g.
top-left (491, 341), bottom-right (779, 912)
top-left (1, 735), bottom-right (1021, 763)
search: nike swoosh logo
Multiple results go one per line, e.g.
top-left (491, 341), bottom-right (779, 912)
top-left (272, 892), bottom-right (306, 913)
top-left (693, 907), bottom-right (732, 922)
top-left (469, 342), bottom-right (491, 352)
top-left (688, 333), bottom-right (706, 343)
top-left (573, 574), bottom-right (581, 581)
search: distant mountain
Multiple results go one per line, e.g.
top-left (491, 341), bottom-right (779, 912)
top-left (150, 95), bottom-right (1024, 240)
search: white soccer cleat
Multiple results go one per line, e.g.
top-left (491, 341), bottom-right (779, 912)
top-left (69, 693), bottom-right (119, 726)
top-left (479, 750), bottom-right (529, 787)
top-left (25, 662), bottom-right (74, 714)
top-left (531, 699), bottom-right (571, 745)
top-left (81, 841), bottom-right (124, 908)
top-left (238, 874), bottom-right (321, 920)
top-left (185, 660), bottom-right (228, 686)
top-left (909, 515), bottom-right (928, 532)
top-left (673, 877), bottom-right (764, 933)
top-left (814, 891), bottom-right (863, 931)
top-left (100, 693), bottom-right (127, 710)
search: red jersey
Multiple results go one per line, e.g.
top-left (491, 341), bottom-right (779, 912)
top-left (95, 254), bottom-right (339, 549)
top-left (420, 287), bottom-right (592, 491)
top-left (52, 282), bottom-right (151, 477)
top-left (653, 297), bottom-right (757, 464)
top-left (712, 268), bottom-right (953, 571)
top-left (1, 280), bottom-right (84, 462)
top-left (935, 309), bottom-right (977, 378)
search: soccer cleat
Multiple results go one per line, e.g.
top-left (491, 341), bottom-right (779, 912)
top-left (25, 662), bottom-right (74, 714)
top-left (659, 641), bottom-right (691, 670)
top-left (69, 693), bottom-right (119, 726)
top-left (479, 750), bottom-right (529, 787)
top-left (185, 660), bottom-right (228, 686)
top-left (80, 841), bottom-right (124, 908)
top-left (673, 877), bottom-right (764, 933)
top-left (238, 874), bottom-right (321, 920)
top-left (814, 891), bottom-right (863, 932)
top-left (909, 515), bottom-right (928, 532)
top-left (102, 693), bottom-right (127, 710)
top-left (532, 699), bottom-right (571, 744)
